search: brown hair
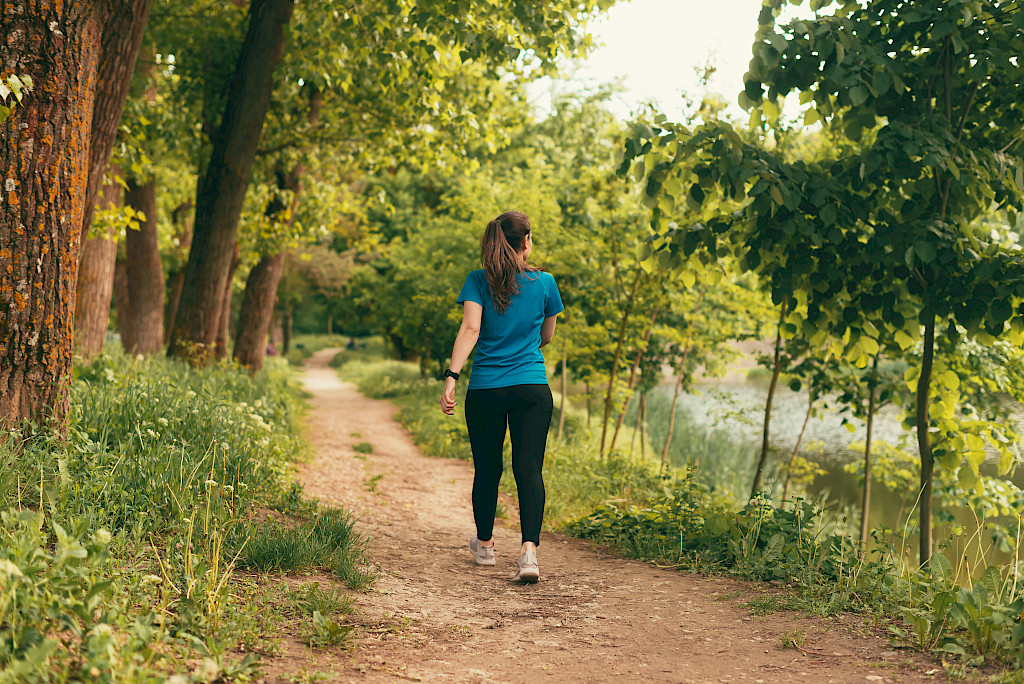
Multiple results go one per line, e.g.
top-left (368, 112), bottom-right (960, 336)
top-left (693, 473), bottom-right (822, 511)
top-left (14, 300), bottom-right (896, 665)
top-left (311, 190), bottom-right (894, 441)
top-left (481, 211), bottom-right (536, 314)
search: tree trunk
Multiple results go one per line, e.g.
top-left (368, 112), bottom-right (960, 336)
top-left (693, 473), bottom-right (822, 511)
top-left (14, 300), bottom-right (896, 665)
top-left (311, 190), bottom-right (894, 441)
top-left (639, 393), bottom-right (647, 461)
top-left (74, 178), bottom-right (122, 361)
top-left (557, 355), bottom-right (567, 440)
top-left (233, 252), bottom-right (285, 372)
top-left (123, 175), bottom-right (164, 354)
top-left (80, 0), bottom-right (154, 235)
top-left (214, 245), bottom-right (240, 360)
top-left (609, 305), bottom-right (660, 453)
top-left (168, 0), bottom-right (296, 362)
top-left (281, 308), bottom-right (292, 355)
top-left (0, 2), bottom-right (108, 427)
top-left (781, 393), bottom-right (814, 505)
top-left (112, 256), bottom-right (135, 353)
top-left (585, 383), bottom-right (591, 429)
top-left (917, 314), bottom-right (936, 568)
top-left (750, 302), bottom-right (788, 500)
top-left (631, 394), bottom-right (641, 458)
top-left (860, 354), bottom-right (880, 559)
top-left (600, 267), bottom-right (644, 457)
top-left (163, 200), bottom-right (193, 345)
top-left (327, 313), bottom-right (332, 337)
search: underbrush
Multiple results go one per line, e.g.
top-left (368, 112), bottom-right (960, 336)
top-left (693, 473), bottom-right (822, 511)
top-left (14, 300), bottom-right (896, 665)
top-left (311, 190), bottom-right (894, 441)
top-left (337, 354), bottom-right (1024, 675)
top-left (1, 350), bottom-right (370, 682)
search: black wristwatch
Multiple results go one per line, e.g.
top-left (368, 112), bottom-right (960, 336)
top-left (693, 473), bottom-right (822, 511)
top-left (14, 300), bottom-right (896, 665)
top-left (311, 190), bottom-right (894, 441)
top-left (443, 369), bottom-right (460, 381)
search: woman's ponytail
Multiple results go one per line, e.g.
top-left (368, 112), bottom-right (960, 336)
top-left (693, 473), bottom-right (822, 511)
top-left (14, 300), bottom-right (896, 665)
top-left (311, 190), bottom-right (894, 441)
top-left (481, 211), bottom-right (532, 314)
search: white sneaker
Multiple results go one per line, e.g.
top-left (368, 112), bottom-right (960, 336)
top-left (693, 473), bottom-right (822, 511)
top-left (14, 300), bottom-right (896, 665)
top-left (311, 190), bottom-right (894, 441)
top-left (512, 550), bottom-right (539, 583)
top-left (469, 536), bottom-right (495, 566)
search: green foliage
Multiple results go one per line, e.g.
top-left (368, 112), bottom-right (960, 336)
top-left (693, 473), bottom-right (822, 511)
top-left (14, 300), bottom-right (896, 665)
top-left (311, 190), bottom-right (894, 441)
top-left (352, 442), bottom-right (374, 455)
top-left (0, 73), bottom-right (32, 124)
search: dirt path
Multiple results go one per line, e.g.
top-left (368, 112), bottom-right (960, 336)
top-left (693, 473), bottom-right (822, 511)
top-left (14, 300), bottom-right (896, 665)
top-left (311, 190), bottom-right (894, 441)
top-left (261, 350), bottom-right (940, 684)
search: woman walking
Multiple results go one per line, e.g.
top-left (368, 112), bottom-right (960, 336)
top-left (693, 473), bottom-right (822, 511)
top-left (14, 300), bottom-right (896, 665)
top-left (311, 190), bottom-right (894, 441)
top-left (439, 211), bottom-right (563, 583)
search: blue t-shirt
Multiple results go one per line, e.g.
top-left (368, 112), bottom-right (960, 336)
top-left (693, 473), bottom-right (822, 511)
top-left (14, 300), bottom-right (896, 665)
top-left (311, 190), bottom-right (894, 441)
top-left (456, 269), bottom-right (564, 390)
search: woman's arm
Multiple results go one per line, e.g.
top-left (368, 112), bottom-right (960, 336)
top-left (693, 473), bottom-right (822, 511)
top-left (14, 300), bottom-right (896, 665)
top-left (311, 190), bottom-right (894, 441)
top-left (440, 301), bottom-right (482, 415)
top-left (539, 315), bottom-right (557, 348)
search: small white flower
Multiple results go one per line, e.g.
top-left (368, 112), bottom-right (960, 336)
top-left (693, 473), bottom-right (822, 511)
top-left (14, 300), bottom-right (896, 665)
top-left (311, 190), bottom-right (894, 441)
top-left (220, 442), bottom-right (229, 451)
top-left (182, 517), bottom-right (191, 525)
top-left (91, 623), bottom-right (113, 637)
top-left (204, 479), bottom-right (218, 488)
top-left (157, 417), bottom-right (169, 426)
top-left (93, 529), bottom-right (111, 545)
top-left (223, 485), bottom-right (234, 494)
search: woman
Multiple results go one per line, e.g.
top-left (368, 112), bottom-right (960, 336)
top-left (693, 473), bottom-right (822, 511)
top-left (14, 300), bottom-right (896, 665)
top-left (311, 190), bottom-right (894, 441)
top-left (439, 211), bottom-right (563, 583)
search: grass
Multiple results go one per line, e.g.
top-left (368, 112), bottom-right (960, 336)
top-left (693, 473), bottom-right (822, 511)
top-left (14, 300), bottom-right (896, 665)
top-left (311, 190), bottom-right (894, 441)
top-left (0, 348), bottom-right (367, 681)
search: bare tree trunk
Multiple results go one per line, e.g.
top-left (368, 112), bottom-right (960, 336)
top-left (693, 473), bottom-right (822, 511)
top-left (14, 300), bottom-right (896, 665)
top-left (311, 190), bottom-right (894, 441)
top-left (74, 178), bottom-right (122, 360)
top-left (750, 302), bottom-right (788, 500)
top-left (601, 267), bottom-right (644, 457)
top-left (557, 355), bottom-right (567, 440)
top-left (281, 309), bottom-right (293, 355)
top-left (233, 252), bottom-right (285, 372)
top-left (860, 354), bottom-right (880, 559)
top-left (631, 395), bottom-right (641, 458)
top-left (781, 393), bottom-right (814, 505)
top-left (168, 0), bottom-right (296, 362)
top-left (917, 315), bottom-right (936, 568)
top-left (123, 176), bottom-right (164, 354)
top-left (0, 2), bottom-right (109, 427)
top-left (610, 305), bottom-right (660, 452)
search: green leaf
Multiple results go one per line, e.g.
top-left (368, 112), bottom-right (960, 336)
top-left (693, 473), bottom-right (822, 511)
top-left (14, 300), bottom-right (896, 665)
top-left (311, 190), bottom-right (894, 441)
top-left (835, 41), bottom-right (845, 66)
top-left (914, 241), bottom-right (937, 263)
top-left (849, 85), bottom-right (868, 106)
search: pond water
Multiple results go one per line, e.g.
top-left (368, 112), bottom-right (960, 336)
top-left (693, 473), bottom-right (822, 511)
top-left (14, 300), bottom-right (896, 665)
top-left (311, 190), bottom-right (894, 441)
top-left (652, 379), bottom-right (1024, 564)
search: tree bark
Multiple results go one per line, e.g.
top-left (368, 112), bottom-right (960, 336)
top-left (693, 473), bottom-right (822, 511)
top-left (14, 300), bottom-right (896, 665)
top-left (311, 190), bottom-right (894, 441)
top-left (168, 0), bottom-right (296, 362)
top-left (860, 354), bottom-right (880, 559)
top-left (123, 175), bottom-right (164, 354)
top-left (73, 178), bottom-right (122, 360)
top-left (214, 245), bottom-right (240, 360)
top-left (638, 392), bottom-right (647, 461)
top-left (917, 314), bottom-right (936, 568)
top-left (80, 0), bottom-right (154, 235)
top-left (750, 301), bottom-right (788, 500)
top-left (600, 267), bottom-right (644, 457)
top-left (0, 2), bottom-right (109, 427)
top-left (233, 252), bottom-right (285, 372)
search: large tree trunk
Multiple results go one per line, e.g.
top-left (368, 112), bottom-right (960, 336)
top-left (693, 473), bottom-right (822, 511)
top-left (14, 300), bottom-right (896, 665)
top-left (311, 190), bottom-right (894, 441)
top-left (750, 302), bottom-right (788, 499)
top-left (80, 0), bottom-right (154, 234)
top-left (281, 308), bottom-right (293, 355)
top-left (214, 245), bottom-right (240, 360)
top-left (168, 0), bottom-right (296, 362)
top-left (123, 176), bottom-right (164, 354)
top-left (74, 178), bottom-right (122, 361)
top-left (917, 315), bottom-right (936, 568)
top-left (0, 2), bottom-right (108, 427)
top-left (233, 252), bottom-right (285, 372)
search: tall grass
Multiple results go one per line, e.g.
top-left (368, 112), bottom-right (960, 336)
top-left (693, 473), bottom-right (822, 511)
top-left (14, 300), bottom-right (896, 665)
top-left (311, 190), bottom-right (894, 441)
top-left (0, 349), bottom-right (367, 681)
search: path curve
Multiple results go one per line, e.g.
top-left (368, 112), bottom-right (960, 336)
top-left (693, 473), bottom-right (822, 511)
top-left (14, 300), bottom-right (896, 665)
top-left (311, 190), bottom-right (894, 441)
top-left (263, 349), bottom-right (937, 684)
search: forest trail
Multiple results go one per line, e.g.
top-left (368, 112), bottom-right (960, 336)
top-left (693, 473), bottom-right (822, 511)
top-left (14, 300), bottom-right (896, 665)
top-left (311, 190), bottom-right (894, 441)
top-left (261, 349), bottom-right (939, 684)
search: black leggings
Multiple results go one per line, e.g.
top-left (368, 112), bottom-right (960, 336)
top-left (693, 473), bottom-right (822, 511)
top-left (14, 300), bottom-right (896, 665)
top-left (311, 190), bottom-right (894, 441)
top-left (464, 384), bottom-right (553, 546)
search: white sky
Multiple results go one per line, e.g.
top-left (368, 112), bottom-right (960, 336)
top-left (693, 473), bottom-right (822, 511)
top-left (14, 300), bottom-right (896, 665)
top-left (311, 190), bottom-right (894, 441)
top-left (528, 0), bottom-right (810, 121)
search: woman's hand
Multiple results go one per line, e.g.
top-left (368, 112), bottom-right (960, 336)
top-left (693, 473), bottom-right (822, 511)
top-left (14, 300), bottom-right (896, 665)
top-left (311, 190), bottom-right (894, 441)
top-left (440, 377), bottom-right (457, 415)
